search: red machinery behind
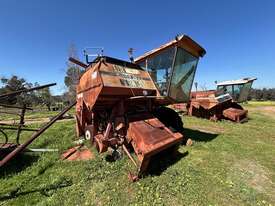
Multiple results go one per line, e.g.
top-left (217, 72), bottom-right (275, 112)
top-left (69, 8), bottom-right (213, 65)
top-left (184, 78), bottom-right (256, 122)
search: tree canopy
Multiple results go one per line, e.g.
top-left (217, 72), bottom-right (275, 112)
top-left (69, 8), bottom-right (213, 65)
top-left (0, 75), bottom-right (55, 110)
top-left (63, 43), bottom-right (85, 103)
top-left (248, 88), bottom-right (275, 101)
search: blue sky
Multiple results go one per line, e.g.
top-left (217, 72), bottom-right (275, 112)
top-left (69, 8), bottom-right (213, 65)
top-left (0, 0), bottom-right (274, 95)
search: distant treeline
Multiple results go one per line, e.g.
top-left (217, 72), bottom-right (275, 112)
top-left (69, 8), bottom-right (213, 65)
top-left (0, 76), bottom-right (65, 111)
top-left (248, 88), bottom-right (275, 101)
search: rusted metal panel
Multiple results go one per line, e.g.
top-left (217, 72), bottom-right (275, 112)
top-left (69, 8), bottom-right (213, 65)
top-left (223, 108), bottom-right (248, 122)
top-left (190, 90), bottom-right (216, 99)
top-left (100, 64), bottom-right (156, 90)
top-left (127, 117), bottom-right (182, 173)
top-left (186, 90), bottom-right (248, 123)
top-left (171, 103), bottom-right (187, 112)
top-left (61, 145), bottom-right (94, 161)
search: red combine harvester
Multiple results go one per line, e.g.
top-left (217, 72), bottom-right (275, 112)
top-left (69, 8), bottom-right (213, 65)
top-left (71, 35), bottom-right (205, 176)
top-left (185, 78), bottom-right (256, 122)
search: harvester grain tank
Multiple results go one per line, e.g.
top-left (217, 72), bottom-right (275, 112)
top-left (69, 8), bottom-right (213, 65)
top-left (73, 35), bottom-right (205, 175)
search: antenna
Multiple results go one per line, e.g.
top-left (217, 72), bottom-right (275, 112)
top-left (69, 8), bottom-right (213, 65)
top-left (128, 48), bottom-right (134, 63)
top-left (194, 82), bottom-right (198, 92)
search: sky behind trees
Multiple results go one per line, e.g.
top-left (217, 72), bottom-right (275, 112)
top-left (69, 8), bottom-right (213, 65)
top-left (0, 0), bottom-right (274, 94)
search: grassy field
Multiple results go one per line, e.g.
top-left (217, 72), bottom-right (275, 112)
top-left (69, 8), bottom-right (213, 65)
top-left (0, 101), bottom-right (274, 205)
top-left (0, 108), bottom-right (74, 121)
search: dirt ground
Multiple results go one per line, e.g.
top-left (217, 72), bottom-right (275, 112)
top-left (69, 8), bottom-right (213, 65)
top-left (248, 106), bottom-right (275, 119)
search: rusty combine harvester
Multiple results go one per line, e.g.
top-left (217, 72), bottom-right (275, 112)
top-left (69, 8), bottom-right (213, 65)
top-left (72, 35), bottom-right (205, 175)
top-left (186, 77), bottom-right (256, 122)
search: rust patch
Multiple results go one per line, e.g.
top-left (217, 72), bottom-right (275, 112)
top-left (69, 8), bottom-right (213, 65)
top-left (61, 145), bottom-right (94, 161)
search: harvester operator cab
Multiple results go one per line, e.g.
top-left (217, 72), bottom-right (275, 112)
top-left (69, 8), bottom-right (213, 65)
top-left (134, 35), bottom-right (206, 103)
top-left (216, 78), bottom-right (257, 103)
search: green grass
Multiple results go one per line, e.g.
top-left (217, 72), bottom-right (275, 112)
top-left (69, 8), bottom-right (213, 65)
top-left (0, 110), bottom-right (57, 121)
top-left (0, 107), bottom-right (75, 121)
top-left (243, 101), bottom-right (275, 107)
top-left (0, 102), bottom-right (275, 205)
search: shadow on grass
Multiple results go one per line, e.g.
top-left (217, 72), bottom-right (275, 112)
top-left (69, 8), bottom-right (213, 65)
top-left (0, 159), bottom-right (62, 201)
top-left (183, 128), bottom-right (219, 142)
top-left (0, 178), bottom-right (72, 201)
top-left (145, 150), bottom-right (189, 176)
top-left (143, 127), bottom-right (219, 177)
top-left (0, 154), bottom-right (39, 178)
top-left (34, 137), bottom-right (57, 148)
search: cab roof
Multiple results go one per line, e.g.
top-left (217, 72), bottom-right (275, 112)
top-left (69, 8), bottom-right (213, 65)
top-left (216, 77), bottom-right (257, 86)
top-left (134, 35), bottom-right (206, 63)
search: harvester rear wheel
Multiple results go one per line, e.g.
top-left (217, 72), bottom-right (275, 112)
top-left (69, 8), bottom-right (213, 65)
top-left (153, 106), bottom-right (184, 134)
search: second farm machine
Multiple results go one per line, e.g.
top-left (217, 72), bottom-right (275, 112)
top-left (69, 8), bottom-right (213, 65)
top-left (185, 77), bottom-right (256, 122)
